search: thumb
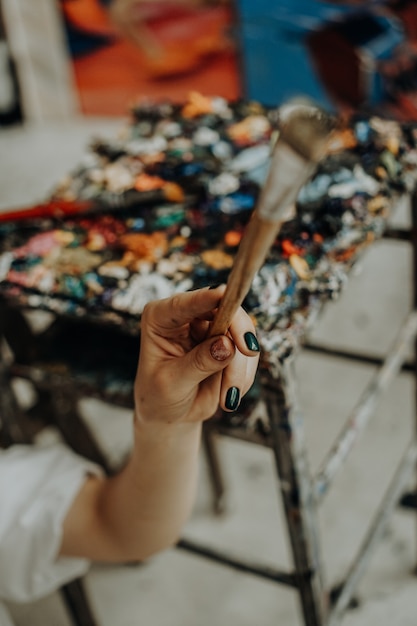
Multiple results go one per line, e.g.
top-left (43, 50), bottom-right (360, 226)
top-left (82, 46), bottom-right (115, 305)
top-left (179, 335), bottom-right (235, 386)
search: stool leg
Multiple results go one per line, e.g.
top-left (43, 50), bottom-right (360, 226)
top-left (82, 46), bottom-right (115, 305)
top-left (48, 384), bottom-right (112, 474)
top-left (0, 301), bottom-right (38, 364)
top-left (398, 189), bottom-right (417, 529)
top-left (262, 361), bottom-right (328, 626)
top-left (202, 421), bottom-right (227, 514)
top-left (0, 363), bottom-right (31, 446)
top-left (412, 188), bottom-right (417, 564)
top-left (61, 579), bottom-right (98, 626)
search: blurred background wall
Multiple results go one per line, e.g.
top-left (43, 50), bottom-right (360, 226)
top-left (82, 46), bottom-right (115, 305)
top-left (1, 0), bottom-right (417, 122)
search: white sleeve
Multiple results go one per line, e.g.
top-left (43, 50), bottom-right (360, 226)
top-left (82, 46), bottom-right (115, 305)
top-left (0, 602), bottom-right (14, 626)
top-left (0, 442), bottom-right (102, 603)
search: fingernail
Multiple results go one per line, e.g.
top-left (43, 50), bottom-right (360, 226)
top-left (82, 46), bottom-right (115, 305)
top-left (244, 331), bottom-right (260, 352)
top-left (225, 386), bottom-right (240, 411)
top-left (209, 283), bottom-right (223, 290)
top-left (210, 337), bottom-right (232, 361)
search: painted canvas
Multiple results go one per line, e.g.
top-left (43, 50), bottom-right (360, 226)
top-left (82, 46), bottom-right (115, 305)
top-left (238, 0), bottom-right (417, 119)
top-left (59, 0), bottom-right (241, 115)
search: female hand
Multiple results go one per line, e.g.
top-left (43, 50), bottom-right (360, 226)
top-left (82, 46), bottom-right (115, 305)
top-left (134, 285), bottom-right (260, 424)
top-left (62, 285), bottom-right (256, 562)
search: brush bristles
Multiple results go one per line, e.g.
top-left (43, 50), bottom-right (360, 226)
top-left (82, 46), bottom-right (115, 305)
top-left (279, 101), bottom-right (336, 163)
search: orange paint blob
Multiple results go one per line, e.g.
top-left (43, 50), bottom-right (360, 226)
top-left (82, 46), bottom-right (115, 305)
top-left (224, 230), bottom-right (242, 247)
top-left (281, 239), bottom-right (303, 257)
top-left (163, 182), bottom-right (185, 203)
top-left (134, 173), bottom-right (165, 191)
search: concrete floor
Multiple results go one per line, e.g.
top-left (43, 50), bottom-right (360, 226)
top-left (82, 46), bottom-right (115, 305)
top-left (1, 121), bottom-right (417, 625)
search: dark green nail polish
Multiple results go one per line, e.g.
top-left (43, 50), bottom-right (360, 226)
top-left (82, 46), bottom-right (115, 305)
top-left (244, 331), bottom-right (260, 352)
top-left (225, 387), bottom-right (240, 411)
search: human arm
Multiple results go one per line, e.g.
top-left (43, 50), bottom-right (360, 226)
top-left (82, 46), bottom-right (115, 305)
top-left (60, 285), bottom-right (259, 562)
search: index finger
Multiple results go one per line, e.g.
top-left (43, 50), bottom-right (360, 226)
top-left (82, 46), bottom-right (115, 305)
top-left (142, 285), bottom-right (227, 331)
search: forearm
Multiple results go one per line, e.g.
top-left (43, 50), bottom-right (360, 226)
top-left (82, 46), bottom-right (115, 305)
top-left (100, 417), bottom-right (202, 559)
top-left (60, 287), bottom-right (259, 563)
top-left (60, 418), bottom-right (202, 562)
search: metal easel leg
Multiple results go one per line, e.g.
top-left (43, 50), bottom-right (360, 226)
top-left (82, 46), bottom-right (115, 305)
top-left (262, 359), bottom-right (328, 626)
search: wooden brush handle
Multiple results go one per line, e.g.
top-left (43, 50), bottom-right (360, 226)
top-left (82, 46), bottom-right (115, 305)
top-left (209, 213), bottom-right (283, 337)
top-left (208, 104), bottom-right (334, 338)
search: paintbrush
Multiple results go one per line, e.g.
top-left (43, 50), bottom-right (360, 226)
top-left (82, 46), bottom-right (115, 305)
top-left (209, 101), bottom-right (336, 338)
top-left (0, 186), bottom-right (184, 224)
top-left (0, 199), bottom-right (96, 223)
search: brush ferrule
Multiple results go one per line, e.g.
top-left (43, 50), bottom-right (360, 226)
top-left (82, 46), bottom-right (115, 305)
top-left (257, 142), bottom-right (315, 222)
